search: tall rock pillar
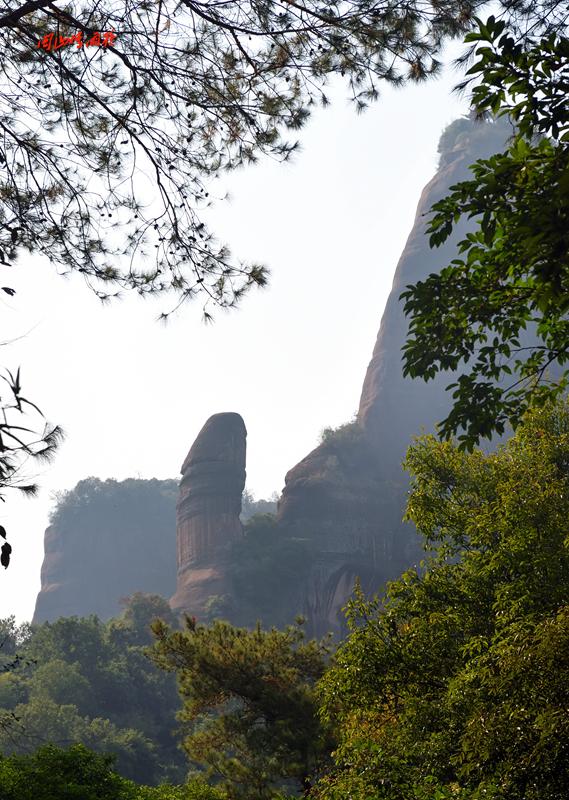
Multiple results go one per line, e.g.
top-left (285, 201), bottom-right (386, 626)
top-left (170, 412), bottom-right (246, 617)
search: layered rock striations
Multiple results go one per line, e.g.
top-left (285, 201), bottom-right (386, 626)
top-left (170, 412), bottom-right (246, 617)
top-left (277, 119), bottom-right (515, 636)
top-left (33, 478), bottom-right (178, 623)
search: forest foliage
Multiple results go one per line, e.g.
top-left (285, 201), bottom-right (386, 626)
top-left (0, 593), bottom-right (185, 786)
top-left (3, 401), bottom-right (569, 798)
top-left (225, 513), bottom-right (314, 629)
top-left (316, 398), bottom-right (569, 799)
top-left (0, 744), bottom-right (224, 800)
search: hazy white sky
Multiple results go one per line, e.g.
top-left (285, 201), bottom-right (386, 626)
top-left (1, 47), bottom-right (469, 624)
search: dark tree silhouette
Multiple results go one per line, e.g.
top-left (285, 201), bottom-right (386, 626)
top-left (0, 0), bottom-right (562, 317)
top-left (0, 368), bottom-right (62, 567)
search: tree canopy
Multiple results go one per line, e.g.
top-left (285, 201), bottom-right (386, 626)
top-left (401, 15), bottom-right (569, 449)
top-left (0, 743), bottom-right (224, 800)
top-left (0, 594), bottom-right (186, 785)
top-left (151, 616), bottom-right (332, 799)
top-left (316, 398), bottom-right (569, 799)
top-left (0, 0), bottom-right (562, 316)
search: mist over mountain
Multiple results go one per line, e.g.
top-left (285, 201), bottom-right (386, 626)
top-left (34, 118), bottom-right (518, 635)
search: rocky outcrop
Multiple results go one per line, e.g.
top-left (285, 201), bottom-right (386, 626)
top-left (277, 119), bottom-right (515, 636)
top-left (33, 478), bottom-right (178, 623)
top-left (32, 415), bottom-right (248, 626)
top-left (170, 412), bottom-right (246, 617)
top-left (276, 421), bottom-right (411, 634)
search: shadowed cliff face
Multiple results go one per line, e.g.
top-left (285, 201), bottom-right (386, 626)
top-left (170, 412), bottom-right (246, 617)
top-left (277, 119), bottom-right (515, 637)
top-left (33, 478), bottom-right (177, 624)
top-left (357, 119), bottom-right (514, 462)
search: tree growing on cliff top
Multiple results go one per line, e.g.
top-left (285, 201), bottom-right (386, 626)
top-left (401, 16), bottom-right (569, 449)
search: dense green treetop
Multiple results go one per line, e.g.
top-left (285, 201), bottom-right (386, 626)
top-left (316, 399), bottom-right (569, 799)
top-left (0, 743), bottom-right (224, 800)
top-left (0, 594), bottom-right (185, 785)
top-left (151, 616), bottom-right (332, 799)
top-left (49, 477), bottom-right (178, 529)
top-left (0, 745), bottom-right (134, 800)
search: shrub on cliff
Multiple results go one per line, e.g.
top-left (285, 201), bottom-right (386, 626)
top-left (228, 514), bottom-right (314, 629)
top-left (319, 421), bottom-right (363, 449)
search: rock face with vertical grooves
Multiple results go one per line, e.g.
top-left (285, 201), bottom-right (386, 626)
top-left (170, 412), bottom-right (246, 618)
top-left (277, 119), bottom-right (514, 637)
